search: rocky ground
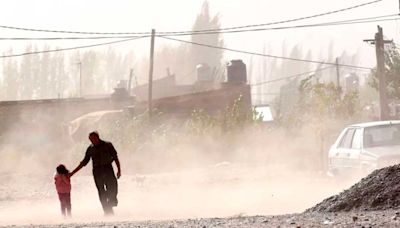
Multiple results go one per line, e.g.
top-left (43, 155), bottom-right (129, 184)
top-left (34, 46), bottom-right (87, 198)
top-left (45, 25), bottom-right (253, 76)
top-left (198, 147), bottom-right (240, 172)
top-left (308, 164), bottom-right (400, 213)
top-left (1, 210), bottom-right (400, 227)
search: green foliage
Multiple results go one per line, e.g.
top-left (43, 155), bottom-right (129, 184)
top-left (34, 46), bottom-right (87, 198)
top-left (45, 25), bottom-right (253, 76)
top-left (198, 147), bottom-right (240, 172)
top-left (275, 77), bottom-right (360, 129)
top-left (186, 109), bottom-right (217, 135)
top-left (85, 95), bottom-right (256, 163)
top-left (67, 96), bottom-right (258, 173)
top-left (186, 95), bottom-right (256, 135)
top-left (369, 44), bottom-right (400, 100)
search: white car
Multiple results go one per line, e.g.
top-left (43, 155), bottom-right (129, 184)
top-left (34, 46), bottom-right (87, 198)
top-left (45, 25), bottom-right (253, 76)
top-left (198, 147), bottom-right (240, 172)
top-left (328, 120), bottom-right (400, 175)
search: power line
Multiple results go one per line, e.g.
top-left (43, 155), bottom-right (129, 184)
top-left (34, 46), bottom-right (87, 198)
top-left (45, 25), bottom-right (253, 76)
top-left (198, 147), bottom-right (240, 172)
top-left (392, 41), bottom-right (400, 48)
top-left (0, 35), bottom-right (143, 40)
top-left (159, 36), bottom-right (374, 70)
top-left (165, 0), bottom-right (385, 34)
top-left (0, 35), bottom-right (148, 59)
top-left (0, 15), bottom-right (394, 59)
top-left (251, 93), bottom-right (279, 95)
top-left (250, 66), bottom-right (334, 86)
top-left (165, 15), bottom-right (399, 37)
top-left (1, 14), bottom-right (397, 40)
top-left (0, 0), bottom-right (384, 35)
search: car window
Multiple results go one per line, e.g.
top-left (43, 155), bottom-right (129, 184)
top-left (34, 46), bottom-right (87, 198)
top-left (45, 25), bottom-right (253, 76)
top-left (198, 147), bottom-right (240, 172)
top-left (364, 124), bottom-right (400, 147)
top-left (338, 128), bottom-right (356, 149)
top-left (351, 128), bottom-right (363, 149)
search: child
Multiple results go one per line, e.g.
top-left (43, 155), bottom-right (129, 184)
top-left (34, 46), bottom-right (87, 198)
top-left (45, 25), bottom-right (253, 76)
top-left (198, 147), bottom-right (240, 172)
top-left (54, 164), bottom-right (72, 217)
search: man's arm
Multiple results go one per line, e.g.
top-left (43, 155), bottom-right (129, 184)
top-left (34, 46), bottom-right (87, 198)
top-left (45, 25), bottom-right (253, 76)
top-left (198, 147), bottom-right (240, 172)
top-left (109, 142), bottom-right (121, 179)
top-left (70, 148), bottom-right (91, 177)
top-left (70, 163), bottom-right (84, 177)
top-left (115, 157), bottom-right (121, 179)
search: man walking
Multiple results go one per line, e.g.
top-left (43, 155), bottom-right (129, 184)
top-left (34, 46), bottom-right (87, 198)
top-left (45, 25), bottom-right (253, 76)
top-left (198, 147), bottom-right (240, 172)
top-left (71, 131), bottom-right (121, 215)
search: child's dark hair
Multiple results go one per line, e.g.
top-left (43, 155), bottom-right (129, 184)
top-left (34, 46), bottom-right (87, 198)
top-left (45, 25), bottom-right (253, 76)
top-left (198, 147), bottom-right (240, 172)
top-left (56, 164), bottom-right (69, 175)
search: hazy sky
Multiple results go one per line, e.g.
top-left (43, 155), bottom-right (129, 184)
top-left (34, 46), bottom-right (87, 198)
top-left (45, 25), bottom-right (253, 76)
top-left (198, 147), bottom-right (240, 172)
top-left (0, 0), bottom-right (398, 69)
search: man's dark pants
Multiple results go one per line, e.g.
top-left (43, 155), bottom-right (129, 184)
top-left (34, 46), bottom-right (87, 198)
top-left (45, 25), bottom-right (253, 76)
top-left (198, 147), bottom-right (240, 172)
top-left (93, 165), bottom-right (118, 214)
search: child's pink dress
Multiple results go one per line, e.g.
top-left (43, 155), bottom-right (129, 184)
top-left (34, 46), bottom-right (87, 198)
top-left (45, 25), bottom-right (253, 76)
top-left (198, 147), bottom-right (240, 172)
top-left (54, 173), bottom-right (71, 216)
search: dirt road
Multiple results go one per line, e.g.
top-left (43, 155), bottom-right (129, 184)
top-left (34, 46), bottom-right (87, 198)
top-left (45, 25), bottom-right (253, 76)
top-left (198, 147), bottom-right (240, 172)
top-left (0, 164), bottom-right (360, 227)
top-left (1, 210), bottom-right (400, 227)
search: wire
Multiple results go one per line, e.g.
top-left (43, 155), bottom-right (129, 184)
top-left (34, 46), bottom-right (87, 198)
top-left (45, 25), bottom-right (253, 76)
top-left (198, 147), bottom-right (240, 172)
top-left (0, 35), bottom-right (142, 40)
top-left (0, 35), bottom-right (148, 59)
top-left (0, 0), bottom-right (384, 35)
top-left (159, 36), bottom-right (374, 70)
top-left (166, 15), bottom-right (400, 37)
top-left (392, 41), bottom-right (400, 48)
top-left (1, 14), bottom-right (397, 40)
top-left (251, 93), bottom-right (280, 95)
top-left (163, 0), bottom-right (386, 34)
top-left (250, 67), bottom-right (334, 86)
top-left (0, 15), bottom-right (393, 59)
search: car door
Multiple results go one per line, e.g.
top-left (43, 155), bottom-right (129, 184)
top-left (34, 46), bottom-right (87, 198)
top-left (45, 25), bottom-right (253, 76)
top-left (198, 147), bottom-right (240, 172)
top-left (347, 128), bottom-right (363, 168)
top-left (335, 128), bottom-right (357, 169)
top-left (329, 128), bottom-right (348, 169)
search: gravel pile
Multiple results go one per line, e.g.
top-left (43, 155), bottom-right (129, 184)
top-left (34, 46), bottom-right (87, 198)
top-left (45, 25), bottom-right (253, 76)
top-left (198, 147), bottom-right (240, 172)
top-left (308, 164), bottom-right (400, 212)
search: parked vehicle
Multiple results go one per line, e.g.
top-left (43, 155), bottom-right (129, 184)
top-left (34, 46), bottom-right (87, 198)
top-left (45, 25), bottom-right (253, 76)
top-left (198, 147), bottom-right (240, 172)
top-left (328, 120), bottom-right (400, 176)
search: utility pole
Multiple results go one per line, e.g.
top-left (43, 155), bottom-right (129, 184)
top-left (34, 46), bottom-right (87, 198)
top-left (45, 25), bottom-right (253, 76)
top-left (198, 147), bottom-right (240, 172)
top-left (128, 69), bottom-right (133, 96)
top-left (335, 57), bottom-right (340, 88)
top-left (148, 29), bottom-right (155, 118)
top-left (364, 26), bottom-right (392, 120)
top-left (375, 26), bottom-right (387, 120)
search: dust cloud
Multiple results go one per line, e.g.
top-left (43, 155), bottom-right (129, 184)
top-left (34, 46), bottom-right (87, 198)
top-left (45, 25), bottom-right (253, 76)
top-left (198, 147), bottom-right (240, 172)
top-left (0, 111), bottom-right (359, 226)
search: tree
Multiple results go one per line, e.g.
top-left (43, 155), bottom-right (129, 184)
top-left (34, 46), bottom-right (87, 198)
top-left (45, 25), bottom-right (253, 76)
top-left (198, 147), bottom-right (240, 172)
top-left (369, 44), bottom-right (400, 100)
top-left (39, 45), bottom-right (51, 98)
top-left (81, 50), bottom-right (100, 95)
top-left (51, 51), bottom-right (67, 98)
top-left (19, 44), bottom-right (37, 99)
top-left (2, 48), bottom-right (19, 100)
top-left (189, 0), bottom-right (224, 82)
top-left (275, 45), bottom-right (309, 115)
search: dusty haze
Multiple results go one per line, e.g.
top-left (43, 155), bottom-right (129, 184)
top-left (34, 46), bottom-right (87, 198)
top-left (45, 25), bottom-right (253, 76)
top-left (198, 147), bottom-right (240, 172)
top-left (0, 113), bottom-right (360, 226)
top-left (0, 0), bottom-right (392, 226)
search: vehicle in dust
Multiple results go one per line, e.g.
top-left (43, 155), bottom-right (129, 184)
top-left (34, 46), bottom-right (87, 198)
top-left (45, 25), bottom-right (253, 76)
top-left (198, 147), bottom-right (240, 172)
top-left (328, 120), bottom-right (400, 176)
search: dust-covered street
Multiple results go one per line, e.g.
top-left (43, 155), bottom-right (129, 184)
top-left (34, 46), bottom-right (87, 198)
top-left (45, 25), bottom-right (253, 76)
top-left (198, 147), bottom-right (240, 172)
top-left (0, 164), bottom-right (356, 226)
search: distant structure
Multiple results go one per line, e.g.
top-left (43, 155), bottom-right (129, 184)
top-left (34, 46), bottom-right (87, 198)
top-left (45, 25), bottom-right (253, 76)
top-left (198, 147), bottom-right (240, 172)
top-left (111, 80), bottom-right (130, 100)
top-left (196, 63), bottom-right (213, 82)
top-left (132, 59), bottom-right (250, 117)
top-left (227, 59), bottom-right (247, 83)
top-left (344, 73), bottom-right (360, 93)
top-left (132, 59), bottom-right (248, 102)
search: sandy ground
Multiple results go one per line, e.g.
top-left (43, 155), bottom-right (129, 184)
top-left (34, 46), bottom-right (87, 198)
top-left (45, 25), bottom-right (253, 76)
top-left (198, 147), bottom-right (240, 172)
top-left (2, 211), bottom-right (400, 227)
top-left (0, 163), bottom-right (364, 227)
